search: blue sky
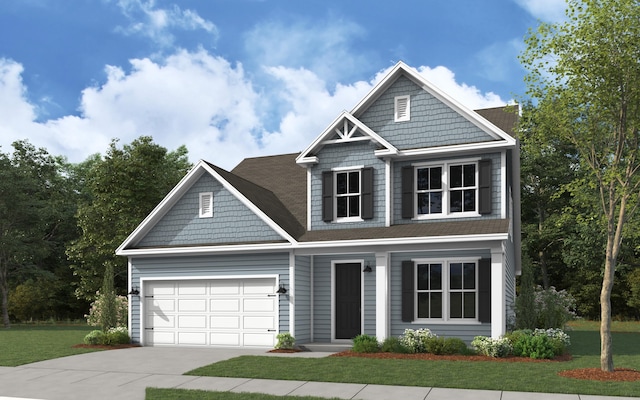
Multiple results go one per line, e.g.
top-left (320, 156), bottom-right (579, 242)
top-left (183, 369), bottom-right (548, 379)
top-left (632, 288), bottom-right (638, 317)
top-left (0, 0), bottom-right (566, 169)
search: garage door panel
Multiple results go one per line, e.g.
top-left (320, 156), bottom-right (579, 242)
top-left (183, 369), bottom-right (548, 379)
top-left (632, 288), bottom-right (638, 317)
top-left (178, 332), bottom-right (207, 346)
top-left (211, 281), bottom-right (241, 295)
top-left (178, 315), bottom-right (206, 328)
top-left (244, 315), bottom-right (276, 330)
top-left (145, 278), bottom-right (277, 347)
top-left (211, 298), bottom-right (240, 312)
top-left (210, 315), bottom-right (240, 329)
top-left (244, 298), bottom-right (276, 312)
top-left (210, 332), bottom-right (240, 346)
top-left (244, 333), bottom-right (276, 347)
top-left (148, 314), bottom-right (175, 328)
top-left (178, 299), bottom-right (207, 312)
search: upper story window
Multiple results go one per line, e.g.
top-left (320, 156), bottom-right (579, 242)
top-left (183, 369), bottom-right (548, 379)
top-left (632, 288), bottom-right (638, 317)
top-left (199, 192), bottom-right (213, 218)
top-left (402, 159), bottom-right (492, 219)
top-left (322, 167), bottom-right (374, 223)
top-left (394, 95), bottom-right (410, 122)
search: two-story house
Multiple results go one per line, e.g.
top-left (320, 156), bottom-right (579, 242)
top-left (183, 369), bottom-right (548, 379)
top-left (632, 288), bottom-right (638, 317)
top-left (117, 62), bottom-right (521, 348)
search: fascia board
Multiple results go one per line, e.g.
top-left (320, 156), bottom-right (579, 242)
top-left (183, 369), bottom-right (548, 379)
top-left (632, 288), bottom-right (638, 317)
top-left (200, 163), bottom-right (298, 244)
top-left (118, 232), bottom-right (507, 257)
top-left (382, 140), bottom-right (516, 160)
top-left (116, 161), bottom-right (208, 255)
top-left (296, 111), bottom-right (349, 164)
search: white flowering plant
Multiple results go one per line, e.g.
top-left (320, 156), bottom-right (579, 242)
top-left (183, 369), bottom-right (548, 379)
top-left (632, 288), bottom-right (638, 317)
top-left (471, 336), bottom-right (513, 357)
top-left (85, 291), bottom-right (128, 329)
top-left (399, 328), bottom-right (436, 353)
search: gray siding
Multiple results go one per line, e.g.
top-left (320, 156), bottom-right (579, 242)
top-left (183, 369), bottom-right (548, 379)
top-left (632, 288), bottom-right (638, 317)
top-left (505, 234), bottom-right (517, 329)
top-left (294, 255), bottom-right (311, 343)
top-left (129, 252), bottom-right (289, 344)
top-left (392, 152), bottom-right (503, 223)
top-left (310, 141), bottom-right (386, 231)
top-left (358, 75), bottom-right (497, 150)
top-left (389, 250), bottom-right (491, 343)
top-left (137, 174), bottom-right (283, 247)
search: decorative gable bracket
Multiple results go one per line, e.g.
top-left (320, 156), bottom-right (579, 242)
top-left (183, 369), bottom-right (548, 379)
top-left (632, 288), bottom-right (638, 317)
top-left (296, 111), bottom-right (398, 166)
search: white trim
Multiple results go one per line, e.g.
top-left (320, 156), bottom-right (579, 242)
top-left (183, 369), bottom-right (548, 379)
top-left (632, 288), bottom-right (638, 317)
top-left (306, 167), bottom-right (312, 231)
top-left (410, 257), bottom-right (481, 323)
top-left (310, 255), bottom-right (315, 343)
top-left (127, 257), bottom-right (133, 339)
top-left (375, 139), bottom-right (515, 160)
top-left (385, 159), bottom-right (391, 227)
top-left (491, 247), bottom-right (506, 338)
top-left (289, 251), bottom-right (295, 337)
top-left (375, 252), bottom-right (390, 340)
top-left (501, 150), bottom-right (507, 219)
top-left (332, 165), bottom-right (364, 172)
top-left (331, 260), bottom-right (364, 342)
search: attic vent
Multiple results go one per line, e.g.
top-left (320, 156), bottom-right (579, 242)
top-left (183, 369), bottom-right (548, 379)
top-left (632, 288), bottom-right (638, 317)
top-left (199, 192), bottom-right (213, 218)
top-left (395, 95), bottom-right (410, 122)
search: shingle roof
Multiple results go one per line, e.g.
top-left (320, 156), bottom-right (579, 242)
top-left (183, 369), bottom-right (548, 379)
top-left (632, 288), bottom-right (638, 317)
top-left (475, 105), bottom-right (519, 138)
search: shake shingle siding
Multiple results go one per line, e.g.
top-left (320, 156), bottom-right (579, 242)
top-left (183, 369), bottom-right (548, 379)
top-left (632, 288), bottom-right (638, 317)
top-left (310, 141), bottom-right (386, 231)
top-left (137, 174), bottom-right (284, 247)
top-left (358, 75), bottom-right (496, 150)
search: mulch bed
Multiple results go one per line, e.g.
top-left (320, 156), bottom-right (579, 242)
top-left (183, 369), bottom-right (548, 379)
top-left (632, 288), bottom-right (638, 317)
top-left (327, 351), bottom-right (640, 382)
top-left (72, 343), bottom-right (141, 350)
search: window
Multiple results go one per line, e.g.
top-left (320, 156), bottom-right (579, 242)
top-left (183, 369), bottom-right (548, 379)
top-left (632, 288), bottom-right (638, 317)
top-left (322, 167), bottom-right (374, 222)
top-left (413, 260), bottom-right (477, 321)
top-left (335, 170), bottom-right (360, 219)
top-left (403, 159), bottom-right (491, 219)
top-left (402, 258), bottom-right (491, 323)
top-left (199, 192), bottom-right (213, 218)
top-left (394, 95), bottom-right (410, 122)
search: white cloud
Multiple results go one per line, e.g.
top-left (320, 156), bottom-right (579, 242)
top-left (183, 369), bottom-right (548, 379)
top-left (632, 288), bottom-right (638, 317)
top-left (515, 0), bottom-right (567, 22)
top-left (0, 51), bottom-right (508, 169)
top-left (113, 0), bottom-right (217, 47)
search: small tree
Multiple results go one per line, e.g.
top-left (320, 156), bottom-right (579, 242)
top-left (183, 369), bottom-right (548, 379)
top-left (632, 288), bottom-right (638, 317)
top-left (515, 257), bottom-right (537, 330)
top-left (99, 264), bottom-right (117, 332)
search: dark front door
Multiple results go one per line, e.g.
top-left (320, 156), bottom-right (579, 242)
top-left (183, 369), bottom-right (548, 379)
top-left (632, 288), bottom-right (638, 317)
top-left (335, 263), bottom-right (361, 339)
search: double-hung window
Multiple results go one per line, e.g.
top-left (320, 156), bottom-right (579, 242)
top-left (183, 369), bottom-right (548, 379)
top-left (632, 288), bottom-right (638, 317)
top-left (402, 258), bottom-right (491, 323)
top-left (403, 159), bottom-right (491, 219)
top-left (335, 170), bottom-right (361, 219)
top-left (322, 167), bottom-right (374, 222)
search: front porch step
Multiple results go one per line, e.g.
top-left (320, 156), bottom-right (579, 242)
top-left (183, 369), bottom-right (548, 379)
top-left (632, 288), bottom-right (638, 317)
top-left (298, 343), bottom-right (352, 353)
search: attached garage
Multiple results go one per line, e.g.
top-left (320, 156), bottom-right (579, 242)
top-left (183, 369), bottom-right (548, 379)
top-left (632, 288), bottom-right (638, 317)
top-left (143, 277), bottom-right (278, 347)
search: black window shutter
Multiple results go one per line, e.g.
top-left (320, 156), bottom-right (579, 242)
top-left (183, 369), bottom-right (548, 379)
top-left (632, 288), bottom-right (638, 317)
top-left (478, 159), bottom-right (492, 215)
top-left (361, 167), bottom-right (374, 219)
top-left (401, 260), bottom-right (415, 322)
top-left (478, 258), bottom-right (491, 323)
top-left (322, 171), bottom-right (333, 222)
top-left (401, 166), bottom-right (414, 219)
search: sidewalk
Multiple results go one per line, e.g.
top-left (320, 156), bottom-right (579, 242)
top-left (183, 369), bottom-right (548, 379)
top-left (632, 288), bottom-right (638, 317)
top-left (0, 347), bottom-right (635, 400)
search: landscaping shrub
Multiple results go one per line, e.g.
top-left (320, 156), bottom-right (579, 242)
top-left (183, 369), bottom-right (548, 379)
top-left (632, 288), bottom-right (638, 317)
top-left (380, 337), bottom-right (410, 353)
top-left (471, 336), bottom-right (513, 357)
top-left (513, 334), bottom-right (556, 359)
top-left (104, 327), bottom-right (131, 345)
top-left (352, 334), bottom-right (380, 353)
top-left (86, 291), bottom-right (128, 329)
top-left (399, 328), bottom-right (436, 353)
top-left (275, 332), bottom-right (295, 350)
top-left (83, 330), bottom-right (106, 345)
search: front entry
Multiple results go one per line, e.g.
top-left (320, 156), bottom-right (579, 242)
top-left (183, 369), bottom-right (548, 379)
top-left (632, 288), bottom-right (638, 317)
top-left (335, 263), bottom-right (362, 339)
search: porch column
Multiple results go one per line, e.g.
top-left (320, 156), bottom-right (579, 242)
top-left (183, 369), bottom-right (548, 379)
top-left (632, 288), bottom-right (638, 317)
top-left (491, 246), bottom-right (506, 339)
top-left (375, 252), bottom-right (390, 340)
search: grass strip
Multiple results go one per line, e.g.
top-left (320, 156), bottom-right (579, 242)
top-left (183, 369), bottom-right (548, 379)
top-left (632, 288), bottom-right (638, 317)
top-left (186, 330), bottom-right (640, 397)
top-left (0, 325), bottom-right (102, 366)
top-left (146, 388), bottom-right (339, 400)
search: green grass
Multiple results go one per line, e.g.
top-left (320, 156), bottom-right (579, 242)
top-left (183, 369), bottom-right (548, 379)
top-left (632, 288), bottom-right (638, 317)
top-left (146, 388), bottom-right (339, 400)
top-left (0, 324), bottom-right (103, 366)
top-left (185, 327), bottom-right (640, 397)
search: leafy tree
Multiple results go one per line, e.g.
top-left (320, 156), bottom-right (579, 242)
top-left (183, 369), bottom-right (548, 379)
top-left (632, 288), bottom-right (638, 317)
top-left (67, 136), bottom-right (191, 300)
top-left (0, 141), bottom-right (70, 327)
top-left (520, 0), bottom-right (640, 371)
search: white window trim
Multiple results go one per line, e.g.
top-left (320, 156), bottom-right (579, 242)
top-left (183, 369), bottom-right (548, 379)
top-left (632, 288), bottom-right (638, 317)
top-left (333, 167), bottom-right (363, 223)
top-left (199, 192), bottom-right (213, 218)
top-left (412, 257), bottom-right (481, 324)
top-left (394, 95), bottom-right (410, 122)
top-left (413, 158), bottom-right (481, 220)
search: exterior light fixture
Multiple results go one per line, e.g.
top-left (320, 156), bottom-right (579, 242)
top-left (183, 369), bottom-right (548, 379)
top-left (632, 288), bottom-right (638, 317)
top-left (128, 286), bottom-right (140, 296)
top-left (276, 284), bottom-right (287, 294)
top-left (363, 263), bottom-right (372, 273)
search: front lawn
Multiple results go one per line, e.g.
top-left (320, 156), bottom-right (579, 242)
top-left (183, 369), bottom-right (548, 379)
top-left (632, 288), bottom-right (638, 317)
top-left (185, 328), bottom-right (640, 397)
top-left (0, 324), bottom-right (103, 366)
top-left (147, 388), bottom-right (338, 400)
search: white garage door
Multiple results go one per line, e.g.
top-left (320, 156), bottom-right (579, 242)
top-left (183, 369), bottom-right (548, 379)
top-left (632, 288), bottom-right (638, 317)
top-left (144, 278), bottom-right (278, 347)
